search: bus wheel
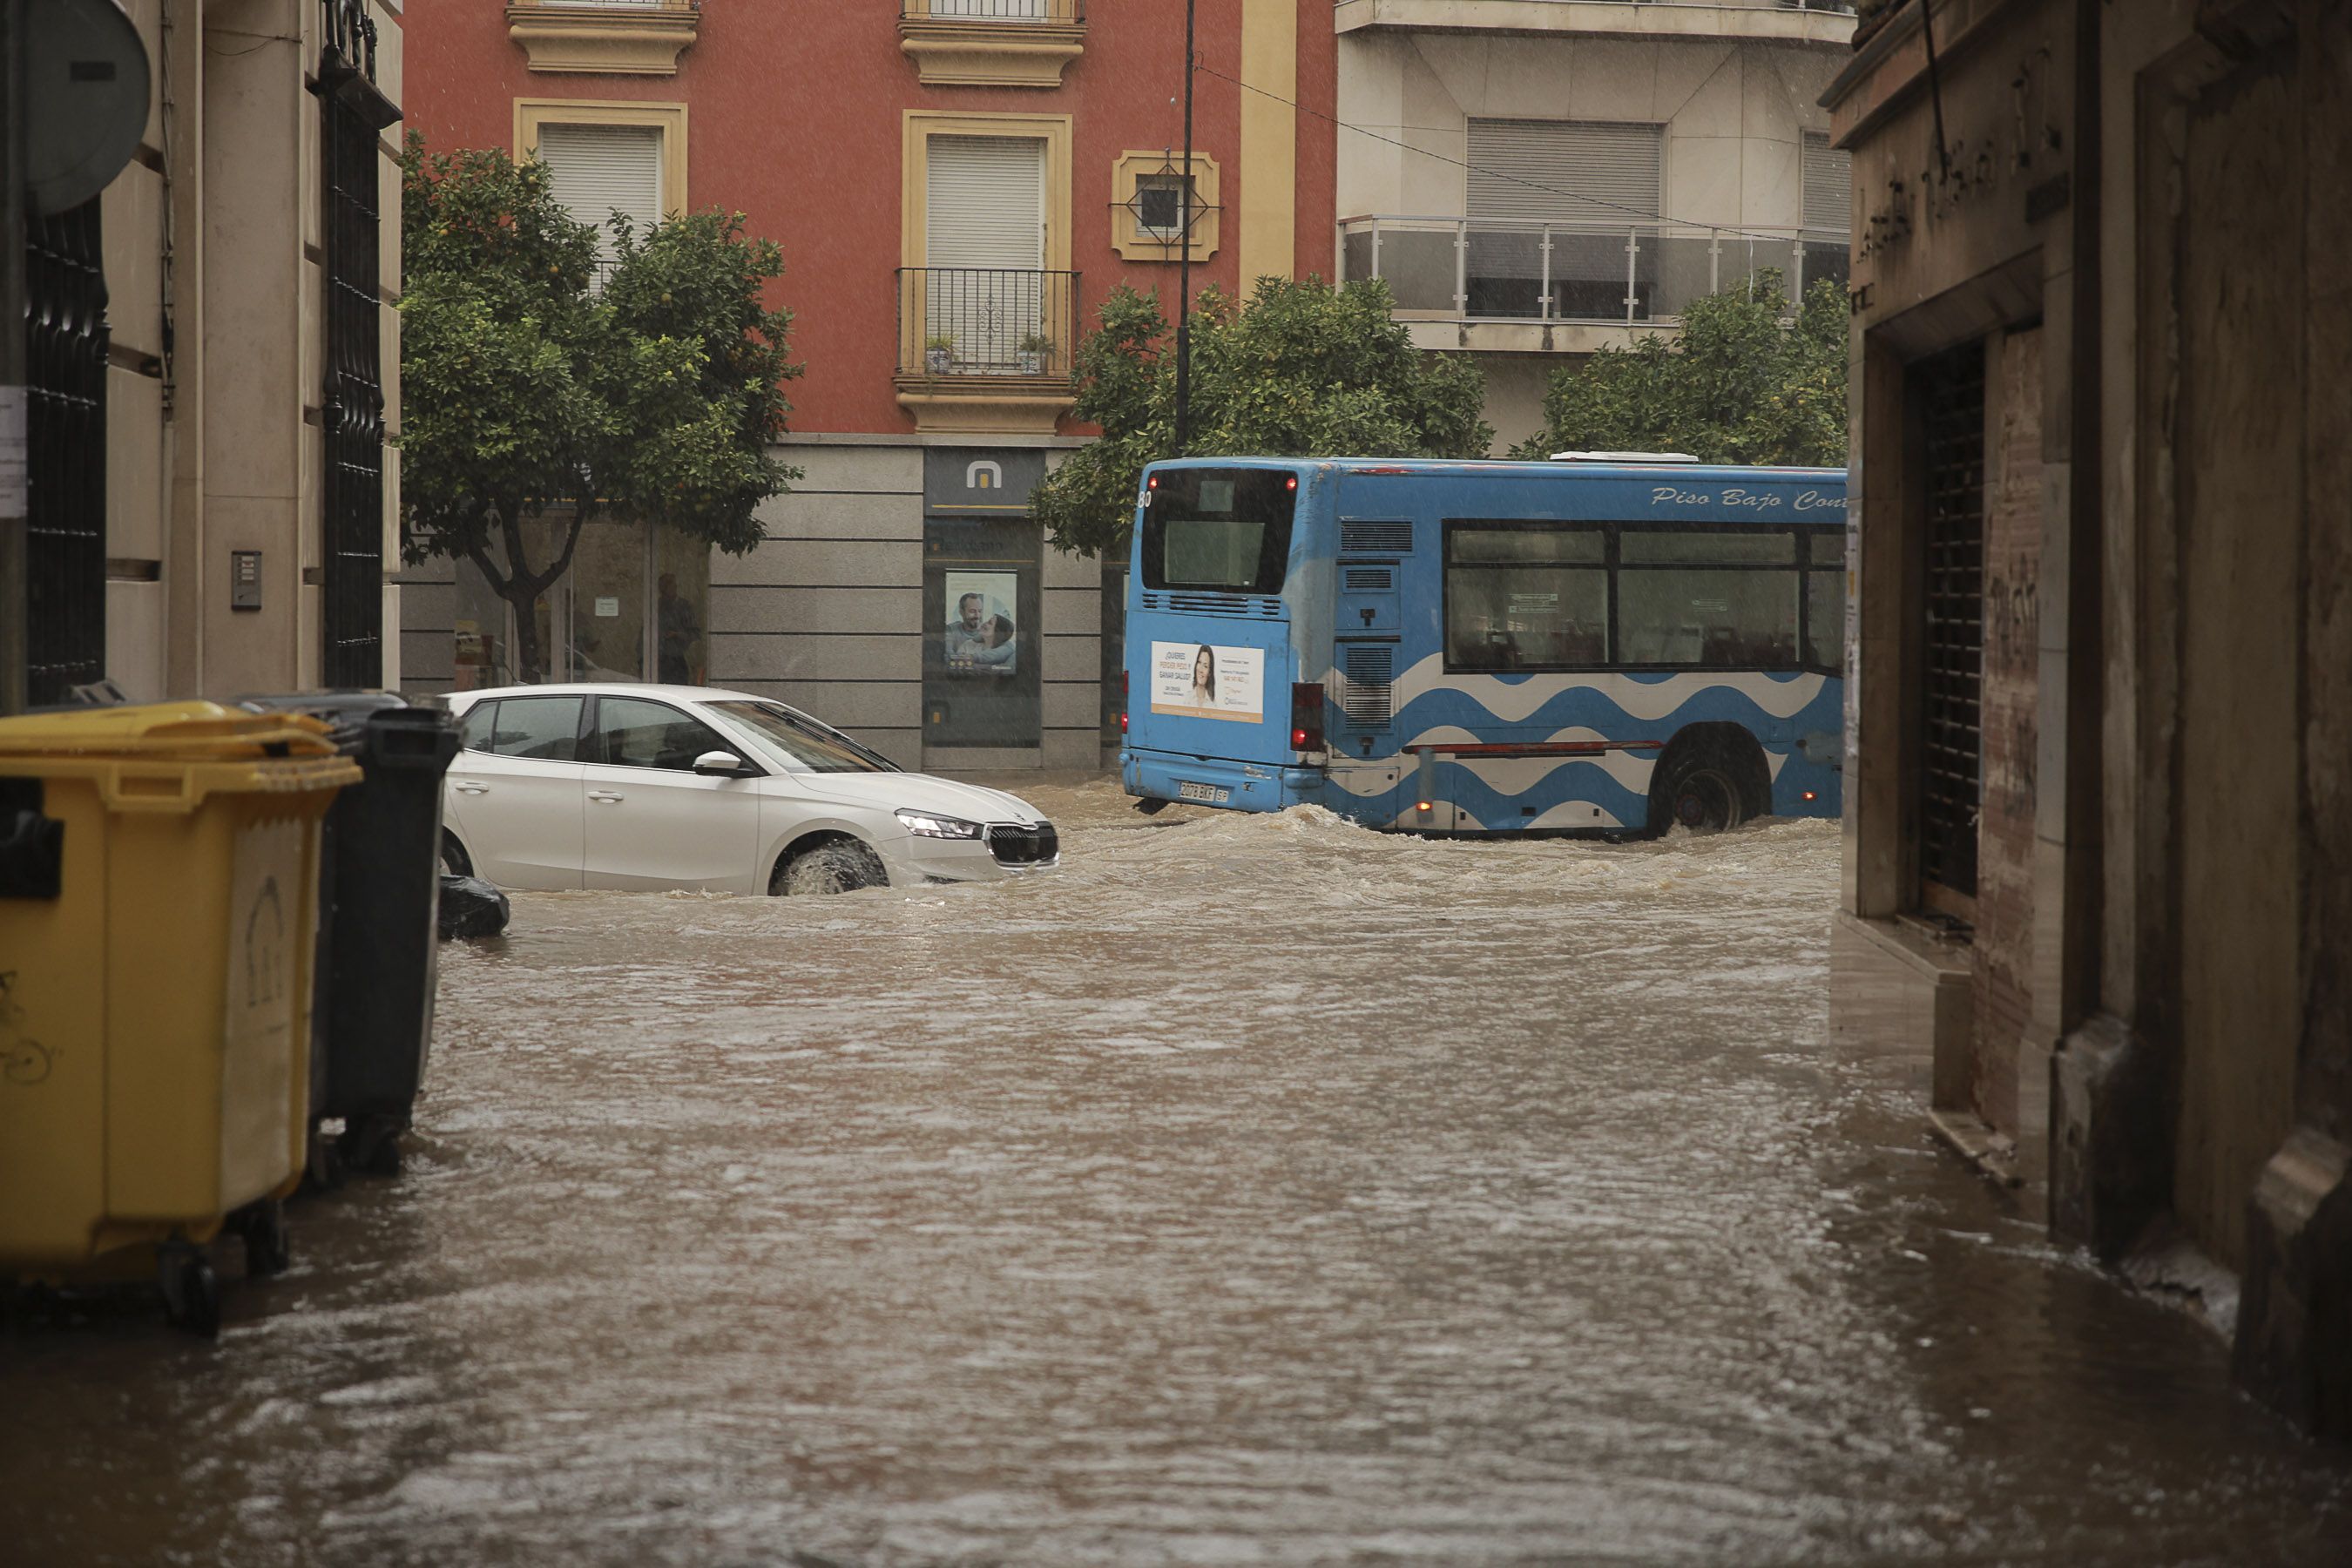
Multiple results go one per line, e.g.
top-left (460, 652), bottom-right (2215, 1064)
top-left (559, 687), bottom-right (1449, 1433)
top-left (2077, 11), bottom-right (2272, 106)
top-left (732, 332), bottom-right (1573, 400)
top-left (1650, 733), bottom-right (1766, 835)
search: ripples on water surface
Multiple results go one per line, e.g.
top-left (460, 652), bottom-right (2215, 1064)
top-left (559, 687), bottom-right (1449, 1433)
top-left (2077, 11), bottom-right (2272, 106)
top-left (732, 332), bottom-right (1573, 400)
top-left (5, 779), bottom-right (2350, 1565)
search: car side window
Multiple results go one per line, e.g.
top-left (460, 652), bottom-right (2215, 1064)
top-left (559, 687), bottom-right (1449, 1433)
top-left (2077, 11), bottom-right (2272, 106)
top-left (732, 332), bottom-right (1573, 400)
top-left (458, 700), bottom-right (498, 754)
top-left (595, 696), bottom-right (733, 772)
top-left (490, 696), bottom-right (585, 761)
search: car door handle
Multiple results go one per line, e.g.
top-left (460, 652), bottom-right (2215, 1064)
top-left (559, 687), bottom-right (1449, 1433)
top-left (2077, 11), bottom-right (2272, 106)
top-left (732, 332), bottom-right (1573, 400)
top-left (455, 782), bottom-right (490, 794)
top-left (589, 790), bottom-right (625, 803)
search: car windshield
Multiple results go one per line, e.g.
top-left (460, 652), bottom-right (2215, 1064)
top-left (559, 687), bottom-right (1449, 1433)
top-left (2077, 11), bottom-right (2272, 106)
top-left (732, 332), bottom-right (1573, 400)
top-left (707, 701), bottom-right (896, 774)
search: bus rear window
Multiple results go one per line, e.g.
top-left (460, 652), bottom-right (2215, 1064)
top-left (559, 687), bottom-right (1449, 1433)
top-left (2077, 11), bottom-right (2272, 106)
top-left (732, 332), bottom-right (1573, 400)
top-left (1142, 469), bottom-right (1296, 594)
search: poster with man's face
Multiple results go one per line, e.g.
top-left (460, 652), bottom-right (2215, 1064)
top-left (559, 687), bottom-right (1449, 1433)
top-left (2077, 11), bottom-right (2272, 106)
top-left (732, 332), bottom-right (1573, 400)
top-left (944, 571), bottom-right (1018, 676)
top-left (1149, 640), bottom-right (1264, 723)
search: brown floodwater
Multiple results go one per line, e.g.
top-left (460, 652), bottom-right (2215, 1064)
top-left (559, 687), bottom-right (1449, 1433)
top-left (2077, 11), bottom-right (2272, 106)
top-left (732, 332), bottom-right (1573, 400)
top-left (4, 778), bottom-right (2349, 1565)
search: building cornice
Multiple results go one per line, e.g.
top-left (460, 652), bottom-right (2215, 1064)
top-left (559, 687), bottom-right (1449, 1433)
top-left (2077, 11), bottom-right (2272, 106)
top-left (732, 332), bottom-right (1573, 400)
top-left (505, 2), bottom-right (699, 78)
top-left (899, 18), bottom-right (1086, 89)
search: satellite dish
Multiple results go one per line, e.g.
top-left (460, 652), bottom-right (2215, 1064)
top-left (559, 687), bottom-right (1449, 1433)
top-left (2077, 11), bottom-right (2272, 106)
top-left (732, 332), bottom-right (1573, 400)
top-left (25, 0), bottom-right (152, 218)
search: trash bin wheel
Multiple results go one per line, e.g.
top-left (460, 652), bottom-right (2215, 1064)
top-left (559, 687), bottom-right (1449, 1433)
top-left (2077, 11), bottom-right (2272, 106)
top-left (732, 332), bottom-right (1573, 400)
top-left (231, 1198), bottom-right (292, 1279)
top-left (159, 1246), bottom-right (220, 1340)
top-left (341, 1112), bottom-right (405, 1179)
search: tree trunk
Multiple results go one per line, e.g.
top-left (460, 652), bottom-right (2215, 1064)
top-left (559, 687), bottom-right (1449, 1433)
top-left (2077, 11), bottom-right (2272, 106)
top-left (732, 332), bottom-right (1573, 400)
top-left (506, 579), bottom-right (549, 684)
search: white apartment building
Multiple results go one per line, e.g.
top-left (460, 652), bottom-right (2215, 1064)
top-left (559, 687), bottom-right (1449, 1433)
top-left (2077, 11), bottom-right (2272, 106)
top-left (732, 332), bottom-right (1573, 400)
top-left (1333, 0), bottom-right (1857, 450)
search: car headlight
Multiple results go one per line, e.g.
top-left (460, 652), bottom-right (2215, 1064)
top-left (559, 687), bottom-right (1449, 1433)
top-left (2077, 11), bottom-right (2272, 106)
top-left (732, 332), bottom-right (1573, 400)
top-left (896, 808), bottom-right (983, 840)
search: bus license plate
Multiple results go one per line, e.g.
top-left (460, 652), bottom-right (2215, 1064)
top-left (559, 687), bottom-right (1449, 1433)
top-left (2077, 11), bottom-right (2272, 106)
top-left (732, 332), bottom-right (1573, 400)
top-left (1178, 781), bottom-right (1229, 805)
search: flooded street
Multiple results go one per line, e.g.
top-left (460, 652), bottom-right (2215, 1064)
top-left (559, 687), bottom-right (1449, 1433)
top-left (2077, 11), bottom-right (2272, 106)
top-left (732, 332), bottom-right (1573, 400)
top-left (7, 777), bottom-right (2351, 1565)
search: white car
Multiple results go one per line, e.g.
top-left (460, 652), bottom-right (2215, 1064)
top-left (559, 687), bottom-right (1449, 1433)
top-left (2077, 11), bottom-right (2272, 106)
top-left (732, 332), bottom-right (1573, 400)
top-left (436, 683), bottom-right (1058, 894)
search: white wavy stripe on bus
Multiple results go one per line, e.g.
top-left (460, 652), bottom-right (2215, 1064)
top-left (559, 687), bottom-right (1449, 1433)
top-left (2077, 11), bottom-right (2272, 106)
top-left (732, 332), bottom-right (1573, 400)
top-left (1327, 734), bottom-right (1790, 803)
top-left (1386, 654), bottom-right (1829, 726)
top-left (1527, 801), bottom-right (1630, 831)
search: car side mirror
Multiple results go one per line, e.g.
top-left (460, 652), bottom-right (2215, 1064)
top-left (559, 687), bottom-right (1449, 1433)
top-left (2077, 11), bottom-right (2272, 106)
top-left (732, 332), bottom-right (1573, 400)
top-left (692, 750), bottom-right (754, 778)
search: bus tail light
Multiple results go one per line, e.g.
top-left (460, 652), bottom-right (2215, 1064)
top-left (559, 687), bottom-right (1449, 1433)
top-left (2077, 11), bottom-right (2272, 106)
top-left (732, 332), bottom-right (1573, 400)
top-left (1119, 671), bottom-right (1129, 734)
top-left (1289, 683), bottom-right (1325, 752)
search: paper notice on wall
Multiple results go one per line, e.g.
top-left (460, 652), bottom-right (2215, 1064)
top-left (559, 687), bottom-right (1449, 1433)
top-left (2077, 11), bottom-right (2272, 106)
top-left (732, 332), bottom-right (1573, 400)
top-left (1150, 639), bottom-right (1265, 724)
top-left (1844, 501), bottom-right (1861, 769)
top-left (0, 388), bottom-right (24, 521)
top-left (594, 596), bottom-right (620, 618)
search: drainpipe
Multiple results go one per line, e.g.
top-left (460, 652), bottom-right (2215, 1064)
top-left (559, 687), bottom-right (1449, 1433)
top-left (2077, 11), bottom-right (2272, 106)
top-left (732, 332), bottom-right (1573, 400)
top-left (1, 0), bottom-right (28, 715)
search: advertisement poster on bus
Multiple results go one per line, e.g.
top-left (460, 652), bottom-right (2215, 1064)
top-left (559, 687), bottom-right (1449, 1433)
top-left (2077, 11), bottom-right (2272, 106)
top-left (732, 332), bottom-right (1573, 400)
top-left (1150, 640), bottom-right (1264, 723)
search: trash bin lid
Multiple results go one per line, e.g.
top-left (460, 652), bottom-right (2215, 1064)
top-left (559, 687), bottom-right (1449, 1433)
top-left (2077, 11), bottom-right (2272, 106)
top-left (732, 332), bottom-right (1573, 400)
top-left (236, 690), bottom-right (410, 722)
top-left (0, 700), bottom-right (346, 760)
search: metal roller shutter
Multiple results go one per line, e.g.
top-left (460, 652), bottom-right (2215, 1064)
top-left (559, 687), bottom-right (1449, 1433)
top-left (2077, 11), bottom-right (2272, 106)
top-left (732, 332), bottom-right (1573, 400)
top-left (1465, 119), bottom-right (1663, 226)
top-left (1916, 341), bottom-right (1986, 904)
top-left (536, 122), bottom-right (664, 256)
top-left (1803, 132), bottom-right (1851, 235)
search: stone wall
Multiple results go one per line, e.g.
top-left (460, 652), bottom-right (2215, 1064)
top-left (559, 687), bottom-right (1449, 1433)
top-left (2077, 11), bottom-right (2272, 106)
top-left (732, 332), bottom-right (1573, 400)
top-left (1974, 324), bottom-right (2042, 1136)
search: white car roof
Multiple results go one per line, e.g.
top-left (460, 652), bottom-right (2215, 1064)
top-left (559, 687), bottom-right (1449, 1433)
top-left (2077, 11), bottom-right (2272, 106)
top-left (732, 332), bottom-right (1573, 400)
top-left (444, 682), bottom-right (769, 710)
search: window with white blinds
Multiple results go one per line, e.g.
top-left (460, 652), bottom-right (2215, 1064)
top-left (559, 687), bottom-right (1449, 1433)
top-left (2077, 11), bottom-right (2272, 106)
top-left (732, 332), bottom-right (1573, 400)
top-left (537, 121), bottom-right (665, 258)
top-left (923, 135), bottom-right (1049, 368)
top-left (926, 135), bottom-right (1045, 269)
top-left (1803, 132), bottom-right (1851, 236)
top-left (1465, 119), bottom-right (1664, 226)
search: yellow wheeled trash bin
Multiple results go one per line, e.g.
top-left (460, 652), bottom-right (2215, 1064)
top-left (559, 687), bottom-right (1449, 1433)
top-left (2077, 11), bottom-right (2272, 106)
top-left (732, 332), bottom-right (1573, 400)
top-left (0, 701), bottom-right (360, 1335)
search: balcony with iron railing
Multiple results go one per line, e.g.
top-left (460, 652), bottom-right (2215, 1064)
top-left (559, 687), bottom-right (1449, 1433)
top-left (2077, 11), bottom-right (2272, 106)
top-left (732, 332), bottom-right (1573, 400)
top-left (1332, 0), bottom-right (1855, 46)
top-left (1338, 214), bottom-right (1849, 351)
top-left (506, 0), bottom-right (700, 76)
top-left (900, 0), bottom-right (1088, 87)
top-left (894, 267), bottom-right (1081, 434)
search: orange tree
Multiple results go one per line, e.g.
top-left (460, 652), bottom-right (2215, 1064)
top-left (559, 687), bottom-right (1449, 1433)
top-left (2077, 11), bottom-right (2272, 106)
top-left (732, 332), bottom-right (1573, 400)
top-left (1031, 277), bottom-right (1490, 560)
top-left (1510, 272), bottom-right (1847, 465)
top-left (398, 136), bottom-right (802, 680)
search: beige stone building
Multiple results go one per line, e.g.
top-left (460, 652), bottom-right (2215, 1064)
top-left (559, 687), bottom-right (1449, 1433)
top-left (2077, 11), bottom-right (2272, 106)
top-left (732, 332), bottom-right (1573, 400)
top-left (1828, 0), bottom-right (2352, 1431)
top-left (15, 0), bottom-right (402, 706)
top-left (1334, 0), bottom-right (1859, 450)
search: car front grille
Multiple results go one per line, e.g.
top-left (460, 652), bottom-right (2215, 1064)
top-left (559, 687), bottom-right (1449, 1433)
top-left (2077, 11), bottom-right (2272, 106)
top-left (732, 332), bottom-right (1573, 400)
top-left (986, 822), bottom-right (1058, 866)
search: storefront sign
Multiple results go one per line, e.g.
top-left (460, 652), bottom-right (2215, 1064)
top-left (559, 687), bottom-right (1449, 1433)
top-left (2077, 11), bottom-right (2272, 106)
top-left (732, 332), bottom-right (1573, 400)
top-left (925, 449), bottom-right (1047, 516)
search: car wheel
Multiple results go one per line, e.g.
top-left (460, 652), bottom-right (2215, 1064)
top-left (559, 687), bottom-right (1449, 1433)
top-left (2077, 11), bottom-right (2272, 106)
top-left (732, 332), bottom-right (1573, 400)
top-left (440, 830), bottom-right (473, 877)
top-left (772, 837), bottom-right (889, 896)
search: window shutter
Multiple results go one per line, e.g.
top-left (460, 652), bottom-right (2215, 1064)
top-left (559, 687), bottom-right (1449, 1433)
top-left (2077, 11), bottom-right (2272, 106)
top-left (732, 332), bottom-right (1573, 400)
top-left (536, 122), bottom-right (664, 256)
top-left (925, 135), bottom-right (1045, 269)
top-left (1465, 119), bottom-right (1663, 226)
top-left (1803, 132), bottom-right (1851, 235)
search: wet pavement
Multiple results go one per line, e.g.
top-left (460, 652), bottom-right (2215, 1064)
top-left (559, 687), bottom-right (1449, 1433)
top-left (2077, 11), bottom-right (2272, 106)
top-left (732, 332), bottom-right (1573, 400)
top-left (6, 777), bottom-right (2352, 1565)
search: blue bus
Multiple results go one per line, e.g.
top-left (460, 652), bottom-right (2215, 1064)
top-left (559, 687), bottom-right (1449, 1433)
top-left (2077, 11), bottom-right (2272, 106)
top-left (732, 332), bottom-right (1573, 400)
top-left (1119, 456), bottom-right (1847, 835)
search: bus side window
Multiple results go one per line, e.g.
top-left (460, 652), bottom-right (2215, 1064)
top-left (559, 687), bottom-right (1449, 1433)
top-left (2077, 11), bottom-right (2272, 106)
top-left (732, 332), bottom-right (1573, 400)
top-left (1617, 526), bottom-right (1801, 671)
top-left (1443, 521), bottom-right (1605, 672)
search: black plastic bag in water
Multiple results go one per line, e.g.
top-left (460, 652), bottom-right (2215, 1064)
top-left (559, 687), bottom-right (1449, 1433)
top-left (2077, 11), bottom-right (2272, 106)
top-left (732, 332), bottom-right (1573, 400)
top-left (437, 874), bottom-right (510, 941)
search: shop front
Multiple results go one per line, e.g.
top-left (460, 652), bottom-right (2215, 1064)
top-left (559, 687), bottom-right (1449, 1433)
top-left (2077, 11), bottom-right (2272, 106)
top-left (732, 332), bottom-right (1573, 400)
top-left (445, 518), bottom-right (712, 691)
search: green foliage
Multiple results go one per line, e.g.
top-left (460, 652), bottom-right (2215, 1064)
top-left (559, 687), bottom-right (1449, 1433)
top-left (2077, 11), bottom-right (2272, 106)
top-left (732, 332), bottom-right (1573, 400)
top-left (398, 134), bottom-right (802, 679)
top-left (1031, 276), bottom-right (1493, 558)
top-left (1509, 272), bottom-right (1848, 467)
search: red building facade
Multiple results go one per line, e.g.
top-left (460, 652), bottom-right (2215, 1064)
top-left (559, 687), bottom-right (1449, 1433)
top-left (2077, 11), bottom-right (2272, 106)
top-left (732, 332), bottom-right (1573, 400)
top-left (398, 0), bottom-right (1337, 770)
